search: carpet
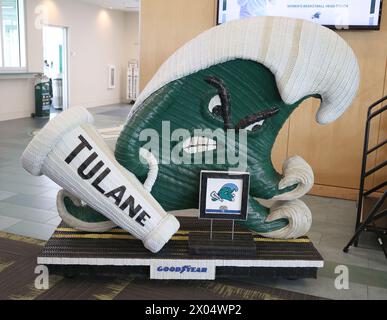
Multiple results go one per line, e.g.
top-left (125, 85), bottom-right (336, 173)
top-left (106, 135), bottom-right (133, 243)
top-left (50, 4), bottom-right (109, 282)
top-left (0, 231), bottom-right (325, 300)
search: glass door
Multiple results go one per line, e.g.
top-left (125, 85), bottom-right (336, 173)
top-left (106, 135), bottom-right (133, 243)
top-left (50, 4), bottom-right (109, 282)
top-left (43, 25), bottom-right (69, 114)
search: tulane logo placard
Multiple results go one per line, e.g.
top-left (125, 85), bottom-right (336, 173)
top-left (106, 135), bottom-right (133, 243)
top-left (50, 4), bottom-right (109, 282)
top-left (199, 171), bottom-right (250, 221)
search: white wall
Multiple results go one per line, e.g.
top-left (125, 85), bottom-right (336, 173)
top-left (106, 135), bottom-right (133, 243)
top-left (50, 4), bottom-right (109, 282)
top-left (0, 0), bottom-right (140, 121)
top-left (0, 77), bottom-right (36, 120)
top-left (121, 11), bottom-right (139, 101)
top-left (125, 11), bottom-right (140, 62)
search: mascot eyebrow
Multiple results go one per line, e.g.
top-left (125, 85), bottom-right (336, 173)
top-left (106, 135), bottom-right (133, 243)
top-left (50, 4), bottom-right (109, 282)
top-left (205, 75), bottom-right (279, 131)
top-left (205, 76), bottom-right (233, 130)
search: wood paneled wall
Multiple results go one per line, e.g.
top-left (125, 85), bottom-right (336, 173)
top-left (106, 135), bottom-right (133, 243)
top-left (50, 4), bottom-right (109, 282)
top-left (140, 0), bottom-right (387, 200)
top-left (139, 0), bottom-right (217, 89)
top-left (374, 62), bottom-right (387, 188)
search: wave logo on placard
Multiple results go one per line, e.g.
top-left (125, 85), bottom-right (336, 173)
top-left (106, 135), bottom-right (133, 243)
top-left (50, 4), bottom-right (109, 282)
top-left (210, 183), bottom-right (239, 202)
top-left (312, 12), bottom-right (322, 20)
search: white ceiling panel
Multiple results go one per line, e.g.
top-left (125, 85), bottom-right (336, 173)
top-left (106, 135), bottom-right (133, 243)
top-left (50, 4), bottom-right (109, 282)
top-left (81, 0), bottom-right (139, 11)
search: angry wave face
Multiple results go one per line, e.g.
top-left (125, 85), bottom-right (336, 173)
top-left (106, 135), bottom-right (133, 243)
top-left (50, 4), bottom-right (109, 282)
top-left (115, 60), bottom-right (311, 235)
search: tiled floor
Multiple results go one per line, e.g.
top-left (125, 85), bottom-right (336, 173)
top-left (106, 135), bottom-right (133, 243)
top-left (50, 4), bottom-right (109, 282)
top-left (0, 104), bottom-right (386, 300)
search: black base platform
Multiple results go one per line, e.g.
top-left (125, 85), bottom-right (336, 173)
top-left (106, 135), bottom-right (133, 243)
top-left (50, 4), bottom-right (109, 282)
top-left (38, 217), bottom-right (324, 280)
top-left (189, 232), bottom-right (257, 257)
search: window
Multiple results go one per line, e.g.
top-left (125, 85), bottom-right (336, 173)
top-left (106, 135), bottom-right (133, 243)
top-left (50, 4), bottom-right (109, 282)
top-left (0, 0), bottom-right (26, 71)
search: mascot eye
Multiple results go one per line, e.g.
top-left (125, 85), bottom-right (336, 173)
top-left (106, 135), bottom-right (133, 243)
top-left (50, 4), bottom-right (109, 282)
top-left (244, 120), bottom-right (265, 132)
top-left (208, 95), bottom-right (223, 118)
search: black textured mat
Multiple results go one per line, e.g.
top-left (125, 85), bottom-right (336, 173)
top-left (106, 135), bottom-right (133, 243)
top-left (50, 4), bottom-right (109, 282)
top-left (38, 217), bottom-right (323, 280)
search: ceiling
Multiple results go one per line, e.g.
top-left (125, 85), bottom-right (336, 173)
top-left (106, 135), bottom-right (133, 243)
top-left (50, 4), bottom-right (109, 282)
top-left (81, 0), bottom-right (140, 11)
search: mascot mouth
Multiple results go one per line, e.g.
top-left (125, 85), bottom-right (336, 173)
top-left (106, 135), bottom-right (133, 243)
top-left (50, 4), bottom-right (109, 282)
top-left (183, 136), bottom-right (217, 154)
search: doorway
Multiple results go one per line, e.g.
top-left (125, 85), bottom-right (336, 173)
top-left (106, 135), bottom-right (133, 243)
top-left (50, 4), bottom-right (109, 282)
top-left (42, 26), bottom-right (69, 114)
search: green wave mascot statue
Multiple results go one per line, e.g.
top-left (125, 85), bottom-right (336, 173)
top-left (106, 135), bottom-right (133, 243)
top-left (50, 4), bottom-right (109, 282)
top-left (22, 17), bottom-right (360, 253)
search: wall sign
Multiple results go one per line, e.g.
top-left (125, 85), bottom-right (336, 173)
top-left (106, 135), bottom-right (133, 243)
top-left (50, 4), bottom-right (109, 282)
top-left (199, 171), bottom-right (250, 221)
top-left (108, 65), bottom-right (116, 89)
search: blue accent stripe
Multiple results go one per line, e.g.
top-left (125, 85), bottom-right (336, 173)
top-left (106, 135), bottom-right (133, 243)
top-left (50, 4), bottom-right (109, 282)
top-left (206, 210), bottom-right (241, 214)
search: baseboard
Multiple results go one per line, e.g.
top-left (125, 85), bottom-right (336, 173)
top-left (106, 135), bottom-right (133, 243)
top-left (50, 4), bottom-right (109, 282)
top-left (309, 184), bottom-right (384, 201)
top-left (0, 99), bottom-right (128, 122)
top-left (309, 184), bottom-right (359, 201)
top-left (0, 110), bottom-right (33, 122)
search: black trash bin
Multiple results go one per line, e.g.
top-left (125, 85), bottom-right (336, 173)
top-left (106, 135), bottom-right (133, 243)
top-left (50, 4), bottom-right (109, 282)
top-left (32, 76), bottom-right (52, 118)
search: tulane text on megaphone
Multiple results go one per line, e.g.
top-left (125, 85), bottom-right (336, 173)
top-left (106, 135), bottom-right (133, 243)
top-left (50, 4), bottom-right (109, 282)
top-left (21, 107), bottom-right (180, 253)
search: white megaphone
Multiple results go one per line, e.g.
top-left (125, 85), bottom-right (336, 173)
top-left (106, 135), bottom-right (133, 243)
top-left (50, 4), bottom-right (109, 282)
top-left (21, 107), bottom-right (180, 253)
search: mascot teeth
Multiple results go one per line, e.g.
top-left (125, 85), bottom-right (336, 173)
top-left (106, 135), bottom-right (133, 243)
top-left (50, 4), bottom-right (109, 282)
top-left (183, 137), bottom-right (217, 154)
